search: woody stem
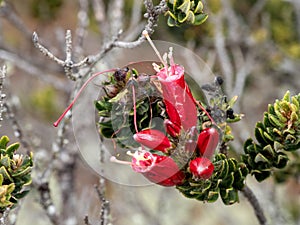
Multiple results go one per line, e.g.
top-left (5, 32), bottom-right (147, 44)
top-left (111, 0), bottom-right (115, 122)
top-left (241, 185), bottom-right (267, 225)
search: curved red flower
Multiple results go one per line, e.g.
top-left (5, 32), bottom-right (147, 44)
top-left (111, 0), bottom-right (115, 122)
top-left (131, 150), bottom-right (185, 186)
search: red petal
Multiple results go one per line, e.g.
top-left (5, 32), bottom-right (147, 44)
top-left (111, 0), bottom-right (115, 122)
top-left (133, 129), bottom-right (173, 153)
top-left (197, 127), bottom-right (219, 159)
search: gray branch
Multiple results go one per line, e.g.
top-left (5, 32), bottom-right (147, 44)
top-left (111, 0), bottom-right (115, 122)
top-left (32, 31), bottom-right (89, 81)
top-left (0, 1), bottom-right (32, 38)
top-left (0, 65), bottom-right (6, 125)
top-left (36, 181), bottom-right (59, 225)
top-left (242, 185), bottom-right (267, 225)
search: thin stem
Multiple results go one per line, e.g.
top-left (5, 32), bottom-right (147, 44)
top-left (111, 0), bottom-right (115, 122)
top-left (53, 69), bottom-right (116, 127)
top-left (242, 185), bottom-right (267, 225)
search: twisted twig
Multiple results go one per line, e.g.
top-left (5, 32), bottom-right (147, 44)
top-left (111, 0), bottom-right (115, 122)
top-left (0, 65), bottom-right (6, 125)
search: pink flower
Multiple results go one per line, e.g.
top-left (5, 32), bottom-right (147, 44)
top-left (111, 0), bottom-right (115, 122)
top-left (131, 150), bottom-right (185, 186)
top-left (189, 157), bottom-right (214, 180)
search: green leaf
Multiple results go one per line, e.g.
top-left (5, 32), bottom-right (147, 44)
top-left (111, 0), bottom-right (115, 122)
top-left (12, 167), bottom-right (32, 178)
top-left (194, 13), bottom-right (208, 25)
top-left (167, 16), bottom-right (177, 27)
top-left (6, 143), bottom-right (20, 156)
top-left (0, 166), bottom-right (13, 182)
top-left (0, 156), bottom-right (10, 168)
top-left (178, 0), bottom-right (191, 14)
top-left (194, 1), bottom-right (204, 13)
top-left (0, 136), bottom-right (9, 149)
top-left (186, 11), bottom-right (195, 24)
top-left (178, 12), bottom-right (188, 23)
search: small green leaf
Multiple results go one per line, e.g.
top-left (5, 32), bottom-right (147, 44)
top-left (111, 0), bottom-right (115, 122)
top-left (194, 1), bottom-right (204, 13)
top-left (194, 13), bottom-right (208, 25)
top-left (178, 0), bottom-right (191, 14)
top-left (0, 136), bottom-right (9, 149)
top-left (6, 143), bottom-right (20, 156)
top-left (167, 16), bottom-right (177, 27)
top-left (0, 166), bottom-right (13, 182)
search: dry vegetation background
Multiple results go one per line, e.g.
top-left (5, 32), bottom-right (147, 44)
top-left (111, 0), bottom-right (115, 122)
top-left (0, 0), bottom-right (299, 225)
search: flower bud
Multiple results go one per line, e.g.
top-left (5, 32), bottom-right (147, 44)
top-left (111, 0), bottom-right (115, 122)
top-left (133, 129), bottom-right (173, 153)
top-left (189, 157), bottom-right (214, 180)
top-left (164, 119), bottom-right (181, 137)
top-left (197, 127), bottom-right (219, 159)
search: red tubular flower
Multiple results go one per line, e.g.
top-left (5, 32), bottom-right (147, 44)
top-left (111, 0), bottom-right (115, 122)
top-left (133, 129), bottom-right (173, 153)
top-left (197, 127), bottom-right (219, 159)
top-left (157, 64), bottom-right (197, 131)
top-left (164, 119), bottom-right (181, 137)
top-left (131, 150), bottom-right (185, 186)
top-left (189, 157), bottom-right (214, 180)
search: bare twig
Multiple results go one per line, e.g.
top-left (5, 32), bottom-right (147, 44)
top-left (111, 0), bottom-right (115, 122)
top-left (84, 215), bottom-right (93, 225)
top-left (95, 183), bottom-right (111, 225)
top-left (3, 103), bottom-right (31, 152)
top-left (212, 13), bottom-right (234, 94)
top-left (0, 1), bottom-right (32, 38)
top-left (74, 0), bottom-right (89, 59)
top-left (32, 31), bottom-right (89, 81)
top-left (0, 49), bottom-right (68, 91)
top-left (108, 0), bottom-right (125, 35)
top-left (112, 0), bottom-right (168, 48)
top-left (0, 65), bottom-right (6, 125)
top-left (241, 185), bottom-right (267, 225)
top-left (36, 182), bottom-right (59, 225)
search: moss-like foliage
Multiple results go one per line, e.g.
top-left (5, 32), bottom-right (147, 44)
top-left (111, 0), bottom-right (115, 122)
top-left (166, 0), bottom-right (208, 26)
top-left (242, 91), bottom-right (300, 182)
top-left (0, 136), bottom-right (33, 212)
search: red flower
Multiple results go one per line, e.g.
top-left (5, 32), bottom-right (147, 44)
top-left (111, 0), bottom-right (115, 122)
top-left (133, 129), bottom-right (173, 153)
top-left (189, 157), bottom-right (214, 180)
top-left (131, 150), bottom-right (185, 186)
top-left (197, 127), bottom-right (219, 159)
top-left (157, 64), bottom-right (197, 131)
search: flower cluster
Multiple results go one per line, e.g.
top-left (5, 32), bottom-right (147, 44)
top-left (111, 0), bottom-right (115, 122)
top-left (119, 44), bottom-right (220, 187)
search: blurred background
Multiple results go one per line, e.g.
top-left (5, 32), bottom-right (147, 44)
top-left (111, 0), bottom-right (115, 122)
top-left (0, 0), bottom-right (299, 224)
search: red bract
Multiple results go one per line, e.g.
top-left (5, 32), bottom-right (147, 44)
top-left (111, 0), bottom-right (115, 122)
top-left (189, 157), bottom-right (214, 180)
top-left (131, 150), bottom-right (185, 186)
top-left (197, 127), bottom-right (219, 159)
top-left (157, 64), bottom-right (197, 131)
top-left (133, 129), bottom-right (173, 153)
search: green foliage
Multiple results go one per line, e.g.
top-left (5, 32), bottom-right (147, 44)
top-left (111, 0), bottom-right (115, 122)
top-left (177, 153), bottom-right (248, 205)
top-left (30, 0), bottom-right (63, 21)
top-left (0, 136), bottom-right (33, 212)
top-left (242, 91), bottom-right (300, 182)
top-left (95, 69), bottom-right (165, 148)
top-left (166, 0), bottom-right (208, 26)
